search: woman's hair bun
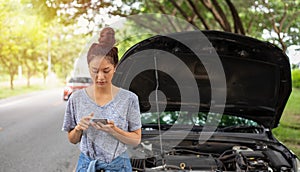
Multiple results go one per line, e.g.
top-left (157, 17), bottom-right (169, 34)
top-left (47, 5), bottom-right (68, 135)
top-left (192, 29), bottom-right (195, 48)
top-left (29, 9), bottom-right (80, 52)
top-left (112, 47), bottom-right (118, 53)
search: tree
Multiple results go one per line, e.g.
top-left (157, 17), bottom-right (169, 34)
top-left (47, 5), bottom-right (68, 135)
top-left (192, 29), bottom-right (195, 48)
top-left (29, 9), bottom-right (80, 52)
top-left (0, 0), bottom-right (49, 88)
top-left (21, 0), bottom-right (58, 22)
top-left (20, 16), bottom-right (47, 87)
top-left (0, 1), bottom-right (23, 89)
top-left (48, 24), bottom-right (88, 80)
top-left (0, 40), bottom-right (20, 89)
top-left (250, 0), bottom-right (300, 51)
top-left (47, 0), bottom-right (300, 52)
top-left (0, 0), bottom-right (90, 89)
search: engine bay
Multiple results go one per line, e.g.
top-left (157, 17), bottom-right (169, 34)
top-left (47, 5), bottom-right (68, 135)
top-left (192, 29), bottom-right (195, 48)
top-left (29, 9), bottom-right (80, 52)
top-left (129, 140), bottom-right (293, 171)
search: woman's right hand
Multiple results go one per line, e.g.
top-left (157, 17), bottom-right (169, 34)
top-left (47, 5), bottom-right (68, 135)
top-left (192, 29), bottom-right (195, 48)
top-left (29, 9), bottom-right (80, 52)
top-left (75, 112), bottom-right (94, 132)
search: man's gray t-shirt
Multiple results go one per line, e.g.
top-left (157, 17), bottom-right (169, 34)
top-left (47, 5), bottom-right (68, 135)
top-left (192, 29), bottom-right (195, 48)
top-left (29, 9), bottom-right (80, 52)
top-left (62, 88), bottom-right (141, 163)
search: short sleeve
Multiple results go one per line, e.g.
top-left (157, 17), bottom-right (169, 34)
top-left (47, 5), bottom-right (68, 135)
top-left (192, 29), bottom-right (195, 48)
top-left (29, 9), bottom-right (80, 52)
top-left (127, 94), bottom-right (142, 132)
top-left (62, 96), bottom-right (77, 132)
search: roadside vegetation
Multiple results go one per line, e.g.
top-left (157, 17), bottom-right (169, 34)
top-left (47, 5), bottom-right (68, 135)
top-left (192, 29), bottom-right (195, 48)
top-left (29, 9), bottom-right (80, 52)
top-left (0, 77), bottom-right (63, 99)
top-left (273, 88), bottom-right (300, 157)
top-left (0, 84), bottom-right (47, 99)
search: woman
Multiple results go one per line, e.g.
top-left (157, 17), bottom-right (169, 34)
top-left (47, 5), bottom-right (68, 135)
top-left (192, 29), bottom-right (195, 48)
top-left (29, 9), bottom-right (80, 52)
top-left (62, 44), bottom-right (142, 172)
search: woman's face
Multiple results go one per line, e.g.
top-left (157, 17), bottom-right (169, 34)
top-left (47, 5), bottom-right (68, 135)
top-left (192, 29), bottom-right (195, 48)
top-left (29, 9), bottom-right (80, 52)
top-left (89, 56), bottom-right (115, 88)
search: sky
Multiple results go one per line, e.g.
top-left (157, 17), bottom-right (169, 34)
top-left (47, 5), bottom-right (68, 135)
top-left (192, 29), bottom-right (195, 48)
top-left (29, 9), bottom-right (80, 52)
top-left (287, 45), bottom-right (300, 64)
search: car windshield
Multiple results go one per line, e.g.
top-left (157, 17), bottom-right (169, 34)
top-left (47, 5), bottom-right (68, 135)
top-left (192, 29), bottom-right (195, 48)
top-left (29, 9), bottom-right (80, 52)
top-left (69, 77), bottom-right (92, 83)
top-left (141, 111), bottom-right (262, 132)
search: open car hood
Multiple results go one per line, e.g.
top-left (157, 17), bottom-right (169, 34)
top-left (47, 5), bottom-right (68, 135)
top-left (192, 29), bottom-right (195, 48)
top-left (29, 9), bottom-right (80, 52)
top-left (113, 30), bottom-right (291, 128)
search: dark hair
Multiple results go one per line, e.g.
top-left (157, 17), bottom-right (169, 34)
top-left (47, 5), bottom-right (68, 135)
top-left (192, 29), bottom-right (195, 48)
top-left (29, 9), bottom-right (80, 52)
top-left (87, 43), bottom-right (118, 67)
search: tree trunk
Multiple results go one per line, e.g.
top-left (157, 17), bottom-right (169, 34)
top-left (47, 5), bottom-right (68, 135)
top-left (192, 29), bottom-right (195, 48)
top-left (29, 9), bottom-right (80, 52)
top-left (200, 0), bottom-right (231, 32)
top-left (10, 74), bottom-right (14, 90)
top-left (169, 0), bottom-right (197, 27)
top-left (27, 74), bottom-right (31, 87)
top-left (187, 0), bottom-right (210, 30)
top-left (225, 0), bottom-right (245, 35)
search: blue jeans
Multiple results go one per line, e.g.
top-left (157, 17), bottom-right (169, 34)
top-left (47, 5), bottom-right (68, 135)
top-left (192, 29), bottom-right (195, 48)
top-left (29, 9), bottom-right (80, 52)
top-left (76, 152), bottom-right (132, 172)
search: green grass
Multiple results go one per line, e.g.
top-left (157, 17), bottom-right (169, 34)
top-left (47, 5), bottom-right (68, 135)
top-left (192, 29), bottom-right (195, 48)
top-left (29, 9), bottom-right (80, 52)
top-left (0, 84), bottom-right (49, 99)
top-left (0, 78), bottom-right (63, 99)
top-left (273, 88), bottom-right (300, 157)
top-left (280, 88), bottom-right (300, 128)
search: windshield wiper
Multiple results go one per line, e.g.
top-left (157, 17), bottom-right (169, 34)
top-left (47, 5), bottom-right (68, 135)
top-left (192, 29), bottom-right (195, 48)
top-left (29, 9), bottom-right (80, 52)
top-left (217, 125), bottom-right (265, 133)
top-left (142, 124), bottom-right (205, 132)
top-left (142, 124), bottom-right (172, 130)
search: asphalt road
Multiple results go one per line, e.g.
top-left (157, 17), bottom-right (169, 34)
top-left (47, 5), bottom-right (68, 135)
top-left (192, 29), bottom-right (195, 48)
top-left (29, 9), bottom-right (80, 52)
top-left (0, 89), bottom-right (80, 172)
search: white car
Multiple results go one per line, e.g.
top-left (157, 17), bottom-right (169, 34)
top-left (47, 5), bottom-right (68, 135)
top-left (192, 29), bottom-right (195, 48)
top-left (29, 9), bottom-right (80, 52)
top-left (63, 76), bottom-right (92, 101)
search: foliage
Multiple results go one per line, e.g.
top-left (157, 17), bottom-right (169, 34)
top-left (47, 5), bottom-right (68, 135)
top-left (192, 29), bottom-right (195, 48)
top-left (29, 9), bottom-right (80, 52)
top-left (252, 0), bottom-right (300, 51)
top-left (291, 64), bottom-right (298, 69)
top-left (280, 87), bottom-right (300, 128)
top-left (292, 69), bottom-right (300, 88)
top-left (0, 0), bottom-right (89, 89)
top-left (273, 88), bottom-right (300, 157)
top-left (46, 24), bottom-right (88, 80)
top-left (116, 22), bottom-right (156, 58)
top-left (0, 1), bottom-right (23, 89)
top-left (21, 0), bottom-right (57, 22)
top-left (273, 126), bottom-right (300, 157)
top-left (47, 0), bottom-right (300, 52)
top-left (1, 0), bottom-right (300, 90)
top-left (288, 88), bottom-right (300, 112)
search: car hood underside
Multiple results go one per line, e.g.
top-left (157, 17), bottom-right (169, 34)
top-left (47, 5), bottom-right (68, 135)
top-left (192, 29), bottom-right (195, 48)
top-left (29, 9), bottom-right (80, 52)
top-left (113, 30), bottom-right (292, 128)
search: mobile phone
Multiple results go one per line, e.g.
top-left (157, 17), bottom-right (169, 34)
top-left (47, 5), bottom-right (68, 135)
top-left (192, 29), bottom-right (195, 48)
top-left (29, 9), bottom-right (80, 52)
top-left (91, 118), bottom-right (108, 125)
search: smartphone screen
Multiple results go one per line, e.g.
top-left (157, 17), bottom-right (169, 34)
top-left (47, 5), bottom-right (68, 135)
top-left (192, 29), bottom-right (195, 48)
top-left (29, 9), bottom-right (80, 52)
top-left (91, 118), bottom-right (108, 125)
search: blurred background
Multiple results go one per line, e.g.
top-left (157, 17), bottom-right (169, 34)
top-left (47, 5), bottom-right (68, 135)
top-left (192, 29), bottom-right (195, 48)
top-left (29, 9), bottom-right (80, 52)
top-left (0, 0), bottom-right (299, 171)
